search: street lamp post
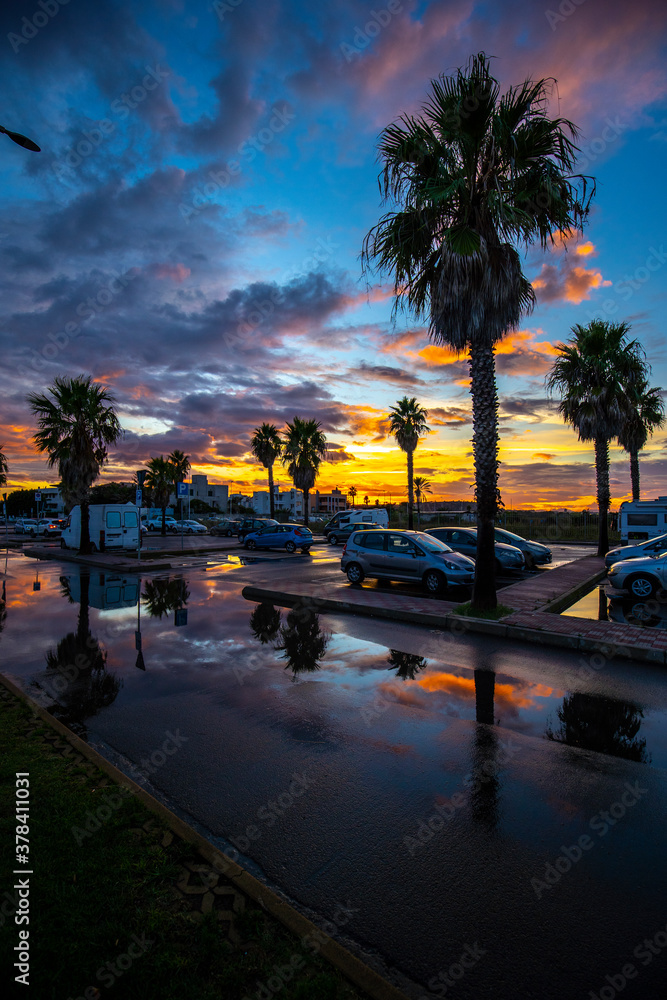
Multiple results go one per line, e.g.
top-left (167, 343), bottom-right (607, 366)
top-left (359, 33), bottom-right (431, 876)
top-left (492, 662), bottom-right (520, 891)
top-left (0, 124), bottom-right (40, 152)
top-left (136, 470), bottom-right (147, 566)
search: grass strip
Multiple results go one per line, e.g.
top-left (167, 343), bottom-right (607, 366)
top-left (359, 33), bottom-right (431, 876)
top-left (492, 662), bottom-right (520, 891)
top-left (451, 602), bottom-right (515, 621)
top-left (0, 692), bottom-right (365, 1000)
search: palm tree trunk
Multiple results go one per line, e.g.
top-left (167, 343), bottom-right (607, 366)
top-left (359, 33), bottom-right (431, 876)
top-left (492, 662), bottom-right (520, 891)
top-left (161, 506), bottom-right (166, 537)
top-left (470, 343), bottom-right (499, 611)
top-left (77, 572), bottom-right (90, 644)
top-left (594, 434), bottom-right (610, 556)
top-left (630, 448), bottom-right (640, 502)
top-left (407, 449), bottom-right (414, 530)
top-left (80, 500), bottom-right (91, 555)
top-left (268, 462), bottom-right (275, 518)
top-left (302, 489), bottom-right (309, 527)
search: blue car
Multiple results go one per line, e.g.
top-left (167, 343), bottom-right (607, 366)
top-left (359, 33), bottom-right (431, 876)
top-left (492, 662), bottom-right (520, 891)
top-left (243, 523), bottom-right (313, 553)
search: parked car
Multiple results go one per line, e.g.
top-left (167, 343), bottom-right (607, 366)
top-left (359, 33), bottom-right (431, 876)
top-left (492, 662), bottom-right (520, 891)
top-left (209, 518), bottom-right (242, 537)
top-left (606, 551), bottom-right (667, 598)
top-left (493, 527), bottom-right (552, 568)
top-left (237, 517), bottom-right (278, 541)
top-left (605, 533), bottom-right (667, 568)
top-left (173, 519), bottom-right (207, 534)
top-left (146, 517), bottom-right (178, 533)
top-left (29, 518), bottom-right (62, 538)
top-left (425, 527), bottom-right (525, 574)
top-left (324, 508), bottom-right (389, 538)
top-left (341, 529), bottom-right (475, 594)
top-left (607, 596), bottom-right (665, 629)
top-left (328, 522), bottom-right (383, 545)
top-left (244, 523), bottom-right (313, 553)
top-left (15, 518), bottom-right (38, 535)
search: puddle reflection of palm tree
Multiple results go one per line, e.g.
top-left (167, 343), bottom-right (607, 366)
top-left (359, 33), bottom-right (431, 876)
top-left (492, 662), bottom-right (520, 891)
top-left (467, 665), bottom-right (501, 831)
top-left (546, 692), bottom-right (649, 763)
top-left (142, 578), bottom-right (189, 619)
top-left (387, 649), bottom-right (427, 680)
top-left (249, 602), bottom-right (282, 644)
top-left (42, 574), bottom-right (121, 735)
top-left (0, 579), bottom-right (6, 635)
top-left (276, 606), bottom-right (330, 678)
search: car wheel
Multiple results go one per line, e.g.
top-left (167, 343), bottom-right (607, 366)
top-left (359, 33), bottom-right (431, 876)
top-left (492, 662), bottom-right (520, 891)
top-left (301, 546), bottom-right (311, 553)
top-left (285, 540), bottom-right (296, 553)
top-left (90, 542), bottom-right (97, 552)
top-left (330, 534), bottom-right (338, 545)
top-left (60, 539), bottom-right (67, 549)
top-left (245, 539), bottom-right (256, 550)
top-left (346, 562), bottom-right (365, 584)
top-left (627, 574), bottom-right (658, 598)
top-left (524, 552), bottom-right (536, 570)
top-left (226, 529), bottom-right (233, 537)
top-left (495, 559), bottom-right (503, 576)
top-left (423, 569), bottom-right (446, 595)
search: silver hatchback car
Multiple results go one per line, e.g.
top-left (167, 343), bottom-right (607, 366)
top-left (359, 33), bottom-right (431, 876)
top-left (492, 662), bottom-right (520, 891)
top-left (340, 529), bottom-right (475, 595)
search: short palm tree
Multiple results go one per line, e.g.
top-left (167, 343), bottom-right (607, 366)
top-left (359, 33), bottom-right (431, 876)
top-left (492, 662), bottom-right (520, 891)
top-left (347, 485), bottom-right (358, 507)
top-left (145, 456), bottom-right (174, 536)
top-left (167, 449), bottom-right (191, 518)
top-left (413, 475), bottom-right (433, 526)
top-left (388, 397), bottom-right (430, 529)
top-left (362, 52), bottom-right (593, 609)
top-left (250, 424), bottom-right (283, 518)
top-left (0, 446), bottom-right (7, 487)
top-left (281, 417), bottom-right (327, 528)
top-left (618, 376), bottom-right (664, 502)
top-left (547, 320), bottom-right (644, 555)
top-left (28, 375), bottom-right (122, 554)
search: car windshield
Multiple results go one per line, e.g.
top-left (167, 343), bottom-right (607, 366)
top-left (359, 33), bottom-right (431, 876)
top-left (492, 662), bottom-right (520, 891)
top-left (498, 528), bottom-right (524, 543)
top-left (413, 532), bottom-right (450, 553)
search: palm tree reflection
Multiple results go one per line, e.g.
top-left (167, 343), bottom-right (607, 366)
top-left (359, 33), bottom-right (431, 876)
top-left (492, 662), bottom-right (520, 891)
top-left (546, 692), bottom-right (649, 763)
top-left (276, 606), bottom-right (330, 678)
top-left (40, 574), bottom-right (121, 736)
top-left (142, 577), bottom-right (189, 619)
top-left (387, 649), bottom-right (428, 680)
top-left (249, 603), bottom-right (282, 644)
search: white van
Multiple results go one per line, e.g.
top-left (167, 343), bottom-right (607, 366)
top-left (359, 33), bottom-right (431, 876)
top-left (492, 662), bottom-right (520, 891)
top-left (324, 508), bottom-right (389, 538)
top-left (618, 498), bottom-right (667, 544)
top-left (61, 504), bottom-right (140, 551)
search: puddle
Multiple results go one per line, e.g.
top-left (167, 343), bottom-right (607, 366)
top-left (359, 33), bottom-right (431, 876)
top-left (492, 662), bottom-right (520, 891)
top-left (562, 583), bottom-right (667, 630)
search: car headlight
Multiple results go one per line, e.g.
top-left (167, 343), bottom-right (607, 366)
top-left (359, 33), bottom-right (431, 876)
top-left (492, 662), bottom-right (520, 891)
top-left (443, 559), bottom-right (463, 571)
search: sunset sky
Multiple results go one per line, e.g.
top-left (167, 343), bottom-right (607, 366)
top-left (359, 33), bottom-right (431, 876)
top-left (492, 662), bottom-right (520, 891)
top-left (0, 0), bottom-right (666, 510)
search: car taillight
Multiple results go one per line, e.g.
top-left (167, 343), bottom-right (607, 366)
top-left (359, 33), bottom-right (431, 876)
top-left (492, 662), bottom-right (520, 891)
top-left (294, 528), bottom-right (303, 535)
top-left (342, 543), bottom-right (347, 555)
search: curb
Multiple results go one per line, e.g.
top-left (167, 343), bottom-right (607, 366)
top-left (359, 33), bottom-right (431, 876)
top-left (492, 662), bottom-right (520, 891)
top-left (241, 577), bottom-right (666, 665)
top-left (0, 672), bottom-right (410, 1000)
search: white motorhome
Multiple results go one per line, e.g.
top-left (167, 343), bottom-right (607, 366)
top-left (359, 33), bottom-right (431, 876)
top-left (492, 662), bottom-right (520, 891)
top-left (324, 508), bottom-right (389, 536)
top-left (618, 498), bottom-right (667, 544)
top-left (61, 504), bottom-right (140, 551)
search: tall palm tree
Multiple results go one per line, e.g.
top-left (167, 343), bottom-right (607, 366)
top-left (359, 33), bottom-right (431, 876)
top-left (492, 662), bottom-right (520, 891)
top-left (413, 475), bottom-right (433, 526)
top-left (145, 456), bottom-right (174, 536)
top-left (0, 446), bottom-right (7, 487)
top-left (28, 375), bottom-right (122, 554)
top-left (167, 449), bottom-right (191, 519)
top-left (547, 320), bottom-right (644, 555)
top-left (388, 398), bottom-right (430, 530)
top-left (362, 53), bottom-right (593, 609)
top-left (347, 485), bottom-right (358, 507)
top-left (250, 424), bottom-right (282, 518)
top-left (618, 377), bottom-right (664, 502)
top-left (281, 417), bottom-right (327, 528)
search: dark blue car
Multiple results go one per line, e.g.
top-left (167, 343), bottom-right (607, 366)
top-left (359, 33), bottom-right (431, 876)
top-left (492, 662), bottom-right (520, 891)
top-left (243, 523), bottom-right (313, 553)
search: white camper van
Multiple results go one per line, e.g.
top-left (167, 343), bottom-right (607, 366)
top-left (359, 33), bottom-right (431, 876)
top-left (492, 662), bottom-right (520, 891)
top-left (324, 508), bottom-right (389, 538)
top-left (618, 498), bottom-right (667, 544)
top-left (61, 504), bottom-right (140, 551)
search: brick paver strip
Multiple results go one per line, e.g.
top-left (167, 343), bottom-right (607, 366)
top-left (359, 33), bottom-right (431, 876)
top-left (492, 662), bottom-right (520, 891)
top-left (0, 672), bottom-right (410, 1000)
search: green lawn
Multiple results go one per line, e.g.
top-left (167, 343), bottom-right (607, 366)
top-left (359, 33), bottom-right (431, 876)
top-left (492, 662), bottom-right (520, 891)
top-left (0, 691), bottom-right (365, 1000)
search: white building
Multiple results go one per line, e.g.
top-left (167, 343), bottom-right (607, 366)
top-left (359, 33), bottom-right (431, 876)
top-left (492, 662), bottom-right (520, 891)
top-left (252, 486), bottom-right (303, 518)
top-left (170, 475), bottom-right (229, 511)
